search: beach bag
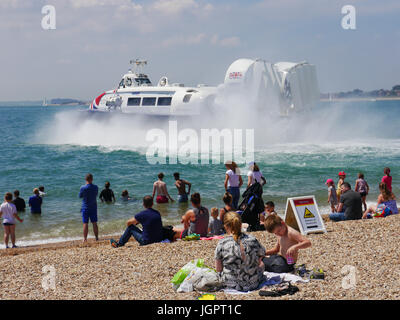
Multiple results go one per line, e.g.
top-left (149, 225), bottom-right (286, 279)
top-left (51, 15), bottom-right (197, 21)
top-left (373, 204), bottom-right (392, 218)
top-left (177, 266), bottom-right (222, 293)
top-left (238, 182), bottom-right (264, 231)
top-left (171, 259), bottom-right (204, 289)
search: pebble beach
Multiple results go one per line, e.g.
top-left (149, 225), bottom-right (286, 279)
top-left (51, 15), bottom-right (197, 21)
top-left (1, 214), bottom-right (400, 300)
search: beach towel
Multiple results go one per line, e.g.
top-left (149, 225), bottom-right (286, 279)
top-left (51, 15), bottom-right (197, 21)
top-left (222, 273), bottom-right (282, 295)
top-left (200, 235), bottom-right (225, 240)
top-left (264, 272), bottom-right (309, 284)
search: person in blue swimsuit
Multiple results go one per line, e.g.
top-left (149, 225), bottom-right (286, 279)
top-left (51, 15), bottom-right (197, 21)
top-left (79, 173), bottom-right (99, 242)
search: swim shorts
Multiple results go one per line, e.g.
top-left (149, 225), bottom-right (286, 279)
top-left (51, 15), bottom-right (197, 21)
top-left (156, 195), bottom-right (168, 204)
top-left (177, 194), bottom-right (188, 203)
top-left (82, 210), bottom-right (98, 223)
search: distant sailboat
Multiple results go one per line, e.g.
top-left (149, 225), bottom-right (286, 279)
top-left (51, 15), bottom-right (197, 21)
top-left (42, 97), bottom-right (48, 106)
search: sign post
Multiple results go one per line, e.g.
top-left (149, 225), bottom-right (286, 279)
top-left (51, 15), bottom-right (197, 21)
top-left (284, 196), bottom-right (326, 235)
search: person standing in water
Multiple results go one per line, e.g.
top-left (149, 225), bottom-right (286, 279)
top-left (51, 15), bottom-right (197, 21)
top-left (99, 181), bottom-right (116, 204)
top-left (173, 172), bottom-right (191, 203)
top-left (29, 188), bottom-right (43, 214)
top-left (355, 173), bottom-right (369, 212)
top-left (152, 173), bottom-right (174, 204)
top-left (247, 162), bottom-right (266, 188)
top-left (79, 173), bottom-right (99, 242)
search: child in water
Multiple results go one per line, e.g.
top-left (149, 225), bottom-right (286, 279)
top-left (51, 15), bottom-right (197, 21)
top-left (121, 190), bottom-right (133, 202)
top-left (326, 179), bottom-right (338, 213)
top-left (0, 192), bottom-right (24, 248)
top-left (355, 173), bottom-right (369, 212)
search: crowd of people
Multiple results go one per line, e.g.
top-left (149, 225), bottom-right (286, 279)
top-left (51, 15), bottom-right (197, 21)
top-left (326, 167), bottom-right (397, 221)
top-left (0, 162), bottom-right (397, 292)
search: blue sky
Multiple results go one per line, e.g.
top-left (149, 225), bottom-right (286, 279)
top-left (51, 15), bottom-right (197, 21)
top-left (0, 0), bottom-right (399, 100)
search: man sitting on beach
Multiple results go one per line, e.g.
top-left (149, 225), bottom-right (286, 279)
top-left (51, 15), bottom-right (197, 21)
top-left (79, 173), bottom-right (99, 242)
top-left (173, 172), bottom-right (191, 203)
top-left (329, 182), bottom-right (363, 222)
top-left (263, 215), bottom-right (311, 273)
top-left (110, 196), bottom-right (163, 247)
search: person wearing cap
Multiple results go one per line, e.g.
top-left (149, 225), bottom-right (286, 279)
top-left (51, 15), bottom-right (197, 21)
top-left (326, 179), bottom-right (338, 213)
top-left (336, 171), bottom-right (346, 202)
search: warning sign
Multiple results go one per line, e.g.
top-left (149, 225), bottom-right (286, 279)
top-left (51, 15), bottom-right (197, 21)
top-left (304, 208), bottom-right (315, 218)
top-left (284, 196), bottom-right (326, 235)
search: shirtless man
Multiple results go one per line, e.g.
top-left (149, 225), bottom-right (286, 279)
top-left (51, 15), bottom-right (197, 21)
top-left (152, 173), bottom-right (174, 204)
top-left (263, 214), bottom-right (311, 273)
top-left (173, 172), bottom-right (191, 203)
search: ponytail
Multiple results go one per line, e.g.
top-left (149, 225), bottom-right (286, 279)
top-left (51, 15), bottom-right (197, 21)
top-left (223, 211), bottom-right (242, 242)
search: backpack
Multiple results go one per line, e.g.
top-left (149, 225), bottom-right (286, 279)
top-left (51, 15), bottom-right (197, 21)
top-left (162, 225), bottom-right (176, 241)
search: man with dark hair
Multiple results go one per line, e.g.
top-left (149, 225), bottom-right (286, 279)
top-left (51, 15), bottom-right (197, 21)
top-left (152, 172), bottom-right (174, 204)
top-left (329, 182), bottom-right (363, 222)
top-left (173, 172), bottom-right (191, 203)
top-left (110, 195), bottom-right (163, 247)
top-left (12, 190), bottom-right (26, 212)
top-left (79, 173), bottom-right (99, 242)
top-left (178, 193), bottom-right (209, 238)
top-left (99, 181), bottom-right (115, 203)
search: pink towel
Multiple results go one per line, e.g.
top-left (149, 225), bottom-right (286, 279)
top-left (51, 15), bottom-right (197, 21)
top-left (200, 235), bottom-right (225, 240)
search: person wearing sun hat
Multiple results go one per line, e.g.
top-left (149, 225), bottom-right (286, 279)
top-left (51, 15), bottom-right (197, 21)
top-left (326, 178), bottom-right (338, 213)
top-left (336, 171), bottom-right (346, 202)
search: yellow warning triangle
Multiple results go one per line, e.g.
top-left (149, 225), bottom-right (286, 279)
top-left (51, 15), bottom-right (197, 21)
top-left (304, 207), bottom-right (315, 218)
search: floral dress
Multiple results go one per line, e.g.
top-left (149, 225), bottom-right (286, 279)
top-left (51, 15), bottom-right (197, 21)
top-left (215, 233), bottom-right (265, 291)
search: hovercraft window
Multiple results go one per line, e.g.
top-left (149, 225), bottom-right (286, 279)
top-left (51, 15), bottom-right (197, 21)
top-left (127, 97), bottom-right (141, 106)
top-left (135, 78), bottom-right (152, 86)
top-left (183, 94), bottom-right (192, 103)
top-left (142, 97), bottom-right (156, 106)
top-left (157, 97), bottom-right (172, 106)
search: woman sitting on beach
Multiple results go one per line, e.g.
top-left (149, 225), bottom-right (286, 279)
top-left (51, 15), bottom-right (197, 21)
top-left (219, 192), bottom-right (235, 224)
top-left (362, 182), bottom-right (398, 219)
top-left (215, 211), bottom-right (266, 292)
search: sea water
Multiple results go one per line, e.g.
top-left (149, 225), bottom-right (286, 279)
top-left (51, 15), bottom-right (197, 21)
top-left (0, 100), bottom-right (399, 247)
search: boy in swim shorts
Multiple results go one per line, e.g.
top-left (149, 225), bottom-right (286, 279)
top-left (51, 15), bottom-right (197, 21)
top-left (152, 173), bottom-right (174, 204)
top-left (263, 215), bottom-right (311, 273)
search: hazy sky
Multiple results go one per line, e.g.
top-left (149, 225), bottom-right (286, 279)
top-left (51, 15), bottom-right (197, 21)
top-left (0, 0), bottom-right (399, 100)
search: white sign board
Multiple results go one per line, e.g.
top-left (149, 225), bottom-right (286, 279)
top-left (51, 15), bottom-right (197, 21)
top-left (284, 196), bottom-right (326, 235)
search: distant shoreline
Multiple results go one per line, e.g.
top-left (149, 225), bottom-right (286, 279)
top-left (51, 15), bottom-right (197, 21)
top-left (320, 97), bottom-right (400, 102)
